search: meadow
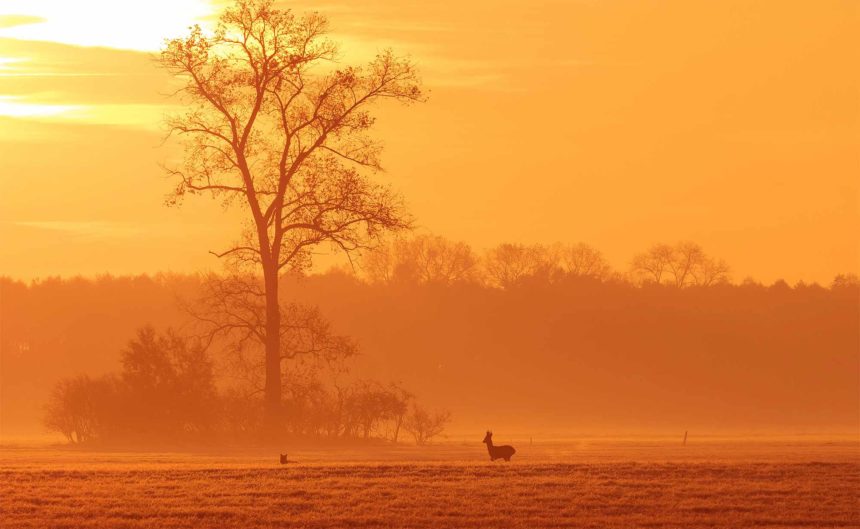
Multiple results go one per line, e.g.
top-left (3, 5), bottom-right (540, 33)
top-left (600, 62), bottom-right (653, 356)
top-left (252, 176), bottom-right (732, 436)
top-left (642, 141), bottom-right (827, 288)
top-left (1, 438), bottom-right (857, 529)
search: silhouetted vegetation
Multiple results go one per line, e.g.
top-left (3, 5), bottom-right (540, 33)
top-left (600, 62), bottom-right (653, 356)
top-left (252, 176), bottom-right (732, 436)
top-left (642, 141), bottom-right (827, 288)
top-left (1, 237), bottom-right (857, 439)
top-left (42, 326), bottom-right (443, 445)
top-left (404, 404), bottom-right (452, 445)
top-left (44, 327), bottom-right (219, 443)
top-left (631, 241), bottom-right (730, 286)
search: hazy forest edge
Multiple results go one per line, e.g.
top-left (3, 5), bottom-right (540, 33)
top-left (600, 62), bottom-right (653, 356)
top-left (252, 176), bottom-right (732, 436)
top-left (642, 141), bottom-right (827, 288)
top-left (1, 236), bottom-right (858, 445)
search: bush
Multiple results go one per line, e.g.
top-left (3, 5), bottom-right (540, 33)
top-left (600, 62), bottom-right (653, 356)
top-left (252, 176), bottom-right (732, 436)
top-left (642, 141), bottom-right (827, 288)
top-left (44, 374), bottom-right (119, 443)
top-left (45, 327), bottom-right (443, 445)
top-left (44, 327), bottom-right (219, 443)
top-left (404, 404), bottom-right (451, 445)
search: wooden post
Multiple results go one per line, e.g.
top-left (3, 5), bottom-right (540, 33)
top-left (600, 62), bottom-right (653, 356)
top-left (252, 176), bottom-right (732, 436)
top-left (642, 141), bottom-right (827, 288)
top-left (683, 431), bottom-right (688, 446)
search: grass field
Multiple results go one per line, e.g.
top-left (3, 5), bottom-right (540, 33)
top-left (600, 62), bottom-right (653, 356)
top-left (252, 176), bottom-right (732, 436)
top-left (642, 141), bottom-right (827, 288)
top-left (1, 438), bottom-right (858, 528)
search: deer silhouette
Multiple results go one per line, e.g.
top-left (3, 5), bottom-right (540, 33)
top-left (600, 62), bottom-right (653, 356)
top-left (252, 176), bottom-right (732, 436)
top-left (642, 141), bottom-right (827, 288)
top-left (482, 431), bottom-right (516, 461)
top-left (279, 453), bottom-right (288, 464)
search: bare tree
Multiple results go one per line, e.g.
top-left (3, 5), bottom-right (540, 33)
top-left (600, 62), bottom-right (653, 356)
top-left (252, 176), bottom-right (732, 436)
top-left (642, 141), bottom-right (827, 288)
top-left (667, 241), bottom-right (704, 286)
top-left (631, 242), bottom-right (729, 287)
top-left (559, 243), bottom-right (613, 280)
top-left (120, 326), bottom-right (220, 435)
top-left (832, 273), bottom-right (859, 290)
top-left (44, 374), bottom-right (119, 443)
top-left (387, 384), bottom-right (413, 443)
top-left (362, 240), bottom-right (398, 284)
top-left (691, 253), bottom-right (731, 286)
top-left (44, 375), bottom-right (98, 443)
top-left (483, 243), bottom-right (559, 288)
top-left (363, 235), bottom-right (478, 285)
top-left (630, 243), bottom-right (674, 284)
top-left (403, 404), bottom-right (451, 445)
top-left (160, 0), bottom-right (422, 424)
top-left (406, 235), bottom-right (479, 285)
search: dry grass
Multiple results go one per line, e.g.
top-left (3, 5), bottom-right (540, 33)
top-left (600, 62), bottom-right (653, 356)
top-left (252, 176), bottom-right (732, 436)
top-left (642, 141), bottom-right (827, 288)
top-left (1, 439), bottom-right (858, 528)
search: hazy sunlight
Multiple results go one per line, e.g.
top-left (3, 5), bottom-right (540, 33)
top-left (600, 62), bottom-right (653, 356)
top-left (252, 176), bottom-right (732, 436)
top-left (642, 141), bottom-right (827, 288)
top-left (0, 94), bottom-right (77, 118)
top-left (0, 0), bottom-right (216, 51)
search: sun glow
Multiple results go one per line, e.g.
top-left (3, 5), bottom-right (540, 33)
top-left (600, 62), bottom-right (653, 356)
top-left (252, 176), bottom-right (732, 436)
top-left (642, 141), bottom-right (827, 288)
top-left (0, 57), bottom-right (24, 70)
top-left (0, 1), bottom-right (211, 127)
top-left (0, 0), bottom-right (217, 51)
top-left (0, 95), bottom-right (78, 118)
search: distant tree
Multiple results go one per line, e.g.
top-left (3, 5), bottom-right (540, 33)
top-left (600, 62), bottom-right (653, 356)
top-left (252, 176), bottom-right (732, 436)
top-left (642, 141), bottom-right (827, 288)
top-left (483, 243), bottom-right (559, 288)
top-left (45, 328), bottom-right (220, 442)
top-left (363, 235), bottom-right (479, 285)
top-left (386, 384), bottom-right (413, 442)
top-left (404, 235), bottom-right (479, 285)
top-left (741, 276), bottom-right (762, 287)
top-left (831, 273), bottom-right (859, 290)
top-left (673, 241), bottom-right (730, 286)
top-left (355, 382), bottom-right (411, 442)
top-left (362, 240), bottom-right (398, 284)
top-left (340, 381), bottom-right (385, 439)
top-left (44, 374), bottom-right (127, 443)
top-left (403, 404), bottom-right (451, 445)
top-left (44, 375), bottom-right (104, 443)
top-left (770, 279), bottom-right (792, 292)
top-left (120, 326), bottom-right (219, 436)
top-left (558, 243), bottom-right (613, 280)
top-left (282, 370), bottom-right (336, 436)
top-left (630, 243), bottom-right (674, 284)
top-left (160, 0), bottom-right (422, 425)
top-left (631, 242), bottom-right (729, 287)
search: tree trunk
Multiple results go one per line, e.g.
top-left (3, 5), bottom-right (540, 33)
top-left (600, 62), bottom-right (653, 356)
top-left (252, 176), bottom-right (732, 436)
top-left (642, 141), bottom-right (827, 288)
top-left (393, 415), bottom-right (403, 443)
top-left (263, 262), bottom-right (282, 430)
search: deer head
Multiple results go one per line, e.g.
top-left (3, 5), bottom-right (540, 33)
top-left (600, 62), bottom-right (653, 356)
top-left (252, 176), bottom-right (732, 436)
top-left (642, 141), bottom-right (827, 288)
top-left (482, 431), bottom-right (492, 444)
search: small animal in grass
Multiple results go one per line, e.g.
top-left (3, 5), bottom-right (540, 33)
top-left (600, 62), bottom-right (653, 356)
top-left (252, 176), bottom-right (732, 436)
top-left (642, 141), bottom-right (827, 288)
top-left (279, 453), bottom-right (288, 464)
top-left (482, 431), bottom-right (516, 461)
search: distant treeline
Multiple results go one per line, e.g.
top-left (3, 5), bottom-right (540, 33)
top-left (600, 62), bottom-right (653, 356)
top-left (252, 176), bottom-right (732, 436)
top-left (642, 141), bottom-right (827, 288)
top-left (1, 237), bottom-right (858, 438)
top-left (360, 237), bottom-right (735, 288)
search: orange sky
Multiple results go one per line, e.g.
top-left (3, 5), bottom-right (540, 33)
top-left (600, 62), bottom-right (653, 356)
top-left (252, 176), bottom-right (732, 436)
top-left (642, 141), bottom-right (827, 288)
top-left (0, 0), bottom-right (857, 284)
